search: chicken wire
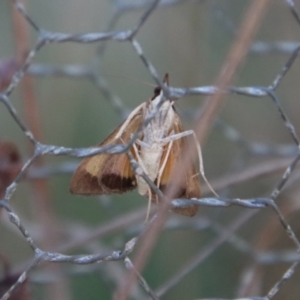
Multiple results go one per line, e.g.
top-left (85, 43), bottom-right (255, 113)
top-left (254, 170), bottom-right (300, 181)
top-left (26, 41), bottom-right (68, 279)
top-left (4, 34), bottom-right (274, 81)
top-left (1, 0), bottom-right (300, 299)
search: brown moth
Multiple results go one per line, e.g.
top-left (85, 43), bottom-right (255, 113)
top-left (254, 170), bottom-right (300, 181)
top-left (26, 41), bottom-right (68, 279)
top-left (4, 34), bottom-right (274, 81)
top-left (70, 74), bottom-right (208, 216)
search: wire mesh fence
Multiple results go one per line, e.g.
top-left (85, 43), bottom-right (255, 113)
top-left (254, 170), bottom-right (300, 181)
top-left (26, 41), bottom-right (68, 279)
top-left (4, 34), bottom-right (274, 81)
top-left (1, 0), bottom-right (300, 299)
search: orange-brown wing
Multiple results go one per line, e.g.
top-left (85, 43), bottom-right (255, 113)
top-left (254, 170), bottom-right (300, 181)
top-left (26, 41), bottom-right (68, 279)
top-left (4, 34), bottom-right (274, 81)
top-left (158, 112), bottom-right (200, 216)
top-left (70, 108), bottom-right (143, 195)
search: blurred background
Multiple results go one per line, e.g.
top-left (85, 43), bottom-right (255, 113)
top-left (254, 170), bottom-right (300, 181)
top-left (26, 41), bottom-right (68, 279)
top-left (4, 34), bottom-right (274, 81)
top-left (1, 0), bottom-right (300, 299)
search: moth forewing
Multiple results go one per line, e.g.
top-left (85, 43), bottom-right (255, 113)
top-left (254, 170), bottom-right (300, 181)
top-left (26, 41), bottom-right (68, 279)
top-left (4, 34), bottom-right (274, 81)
top-left (152, 113), bottom-right (200, 216)
top-left (70, 105), bottom-right (144, 195)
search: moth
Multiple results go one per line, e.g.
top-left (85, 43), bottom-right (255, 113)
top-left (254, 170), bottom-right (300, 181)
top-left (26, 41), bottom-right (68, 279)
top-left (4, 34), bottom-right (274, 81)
top-left (70, 74), bottom-right (214, 216)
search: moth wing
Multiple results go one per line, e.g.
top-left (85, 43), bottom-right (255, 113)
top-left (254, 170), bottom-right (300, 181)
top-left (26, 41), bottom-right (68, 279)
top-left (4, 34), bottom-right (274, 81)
top-left (70, 108), bottom-right (143, 195)
top-left (158, 112), bottom-right (200, 216)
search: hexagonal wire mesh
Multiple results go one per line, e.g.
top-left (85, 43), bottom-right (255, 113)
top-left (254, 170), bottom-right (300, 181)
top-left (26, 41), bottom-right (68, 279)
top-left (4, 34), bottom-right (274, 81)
top-left (1, 0), bottom-right (300, 299)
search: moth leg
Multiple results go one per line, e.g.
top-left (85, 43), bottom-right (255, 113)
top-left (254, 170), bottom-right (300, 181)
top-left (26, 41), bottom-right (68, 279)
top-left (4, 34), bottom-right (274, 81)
top-left (157, 139), bottom-right (173, 192)
top-left (132, 142), bottom-right (153, 222)
top-left (130, 132), bottom-right (150, 148)
top-left (145, 192), bottom-right (152, 223)
top-left (161, 130), bottom-right (218, 197)
top-left (135, 139), bottom-right (150, 148)
top-left (132, 142), bottom-right (148, 175)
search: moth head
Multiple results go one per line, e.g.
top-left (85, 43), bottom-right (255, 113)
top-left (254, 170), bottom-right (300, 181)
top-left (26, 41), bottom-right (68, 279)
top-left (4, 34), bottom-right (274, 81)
top-left (151, 72), bottom-right (168, 95)
top-left (150, 73), bottom-right (177, 108)
top-left (151, 86), bottom-right (162, 101)
top-left (151, 73), bottom-right (169, 100)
